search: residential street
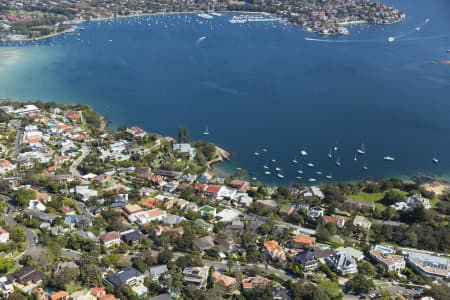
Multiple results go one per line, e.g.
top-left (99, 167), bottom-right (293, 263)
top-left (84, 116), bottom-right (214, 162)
top-left (70, 144), bottom-right (90, 177)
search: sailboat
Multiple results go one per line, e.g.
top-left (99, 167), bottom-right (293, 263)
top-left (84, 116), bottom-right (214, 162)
top-left (263, 165), bottom-right (269, 169)
top-left (354, 154), bottom-right (358, 161)
top-left (297, 166), bottom-right (304, 174)
top-left (300, 147), bottom-right (308, 156)
top-left (432, 158), bottom-right (439, 164)
top-left (292, 157), bottom-right (298, 164)
top-left (334, 143), bottom-right (338, 151)
top-left (254, 151), bottom-right (260, 156)
top-left (307, 162), bottom-right (315, 167)
top-left (357, 143), bottom-right (366, 155)
top-left (316, 171), bottom-right (322, 175)
top-left (328, 149), bottom-right (332, 159)
top-left (336, 156), bottom-right (341, 166)
top-left (265, 171), bottom-right (271, 175)
top-left (203, 127), bottom-right (210, 135)
top-left (326, 173), bottom-right (333, 179)
top-left (277, 173), bottom-right (285, 179)
top-left (271, 159), bottom-right (277, 163)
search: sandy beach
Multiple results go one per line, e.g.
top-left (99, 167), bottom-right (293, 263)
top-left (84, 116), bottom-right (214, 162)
top-left (422, 181), bottom-right (450, 196)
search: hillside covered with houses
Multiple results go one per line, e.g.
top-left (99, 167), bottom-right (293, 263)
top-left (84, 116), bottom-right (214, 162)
top-left (0, 100), bottom-right (449, 300)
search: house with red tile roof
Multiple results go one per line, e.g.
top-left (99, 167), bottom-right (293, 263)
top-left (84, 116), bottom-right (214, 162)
top-left (138, 198), bottom-right (161, 209)
top-left (264, 240), bottom-right (286, 261)
top-left (59, 205), bottom-right (75, 216)
top-left (322, 215), bottom-right (346, 228)
top-left (154, 225), bottom-right (184, 237)
top-left (65, 111), bottom-right (82, 122)
top-left (242, 277), bottom-right (270, 291)
top-left (294, 235), bottom-right (316, 249)
top-left (229, 179), bottom-right (250, 192)
top-left (204, 185), bottom-right (225, 200)
top-left (91, 287), bottom-right (106, 297)
top-left (0, 160), bottom-right (16, 174)
top-left (100, 231), bottom-right (121, 248)
top-left (126, 126), bottom-right (146, 138)
top-left (49, 291), bottom-right (69, 300)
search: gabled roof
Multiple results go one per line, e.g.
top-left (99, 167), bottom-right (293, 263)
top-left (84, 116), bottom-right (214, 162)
top-left (107, 267), bottom-right (143, 287)
top-left (100, 231), bottom-right (120, 243)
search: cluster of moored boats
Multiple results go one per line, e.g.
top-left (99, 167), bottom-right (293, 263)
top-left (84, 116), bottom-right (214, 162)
top-left (250, 143), bottom-right (441, 182)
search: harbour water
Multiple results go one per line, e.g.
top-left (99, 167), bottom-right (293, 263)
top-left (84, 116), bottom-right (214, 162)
top-left (0, 0), bottom-right (449, 184)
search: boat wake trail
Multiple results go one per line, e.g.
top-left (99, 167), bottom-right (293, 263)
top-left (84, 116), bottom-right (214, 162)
top-left (304, 37), bottom-right (351, 43)
top-left (393, 18), bottom-right (430, 41)
top-left (195, 35), bottom-right (207, 46)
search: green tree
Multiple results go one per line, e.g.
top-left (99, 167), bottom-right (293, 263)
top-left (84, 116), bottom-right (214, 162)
top-left (314, 280), bottom-right (343, 300)
top-left (344, 274), bottom-right (375, 294)
top-left (14, 189), bottom-right (36, 207)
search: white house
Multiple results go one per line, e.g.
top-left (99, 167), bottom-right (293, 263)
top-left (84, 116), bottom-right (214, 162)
top-left (70, 186), bottom-right (98, 202)
top-left (28, 200), bottom-right (46, 212)
top-left (370, 249), bottom-right (405, 272)
top-left (128, 209), bottom-right (167, 225)
top-left (406, 194), bottom-right (431, 209)
top-left (172, 143), bottom-right (196, 159)
top-left (0, 277), bottom-right (13, 298)
top-left (0, 227), bottom-right (9, 243)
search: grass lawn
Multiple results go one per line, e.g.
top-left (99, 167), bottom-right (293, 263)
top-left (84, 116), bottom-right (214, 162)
top-left (348, 189), bottom-right (408, 210)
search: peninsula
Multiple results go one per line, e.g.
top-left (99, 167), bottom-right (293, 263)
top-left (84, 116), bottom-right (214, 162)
top-left (0, 0), bottom-right (404, 41)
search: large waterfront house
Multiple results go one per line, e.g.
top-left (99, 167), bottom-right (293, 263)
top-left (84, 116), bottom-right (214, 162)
top-left (327, 252), bottom-right (358, 275)
top-left (370, 249), bottom-right (405, 272)
top-left (405, 251), bottom-right (450, 279)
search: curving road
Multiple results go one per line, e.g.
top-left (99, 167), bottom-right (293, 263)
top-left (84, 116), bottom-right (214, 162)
top-left (70, 144), bottom-right (90, 177)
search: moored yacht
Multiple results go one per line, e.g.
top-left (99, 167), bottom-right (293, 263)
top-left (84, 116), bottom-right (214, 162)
top-left (300, 148), bottom-right (308, 156)
top-left (363, 163), bottom-right (368, 171)
top-left (307, 162), bottom-right (315, 167)
top-left (277, 173), bottom-right (285, 179)
top-left (328, 149), bottom-right (332, 159)
top-left (308, 178), bottom-right (316, 182)
top-left (263, 165), bottom-right (269, 169)
top-left (357, 143), bottom-right (366, 155)
top-left (265, 171), bottom-right (271, 175)
top-left (203, 127), bottom-right (209, 135)
top-left (336, 156), bottom-right (341, 166)
top-left (384, 156), bottom-right (395, 161)
top-left (326, 173), bottom-right (333, 179)
top-left (254, 152), bottom-right (260, 156)
top-left (432, 158), bottom-right (439, 163)
top-left (275, 167), bottom-right (282, 171)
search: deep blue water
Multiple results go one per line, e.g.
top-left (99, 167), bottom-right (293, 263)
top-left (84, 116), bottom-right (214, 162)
top-left (0, 0), bottom-right (450, 184)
